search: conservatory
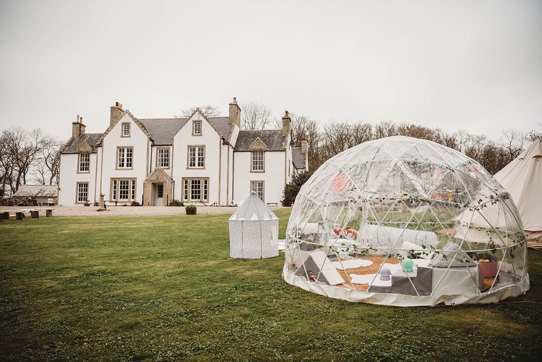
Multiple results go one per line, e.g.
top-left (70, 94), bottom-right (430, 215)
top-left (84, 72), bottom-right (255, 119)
top-left (283, 136), bottom-right (529, 306)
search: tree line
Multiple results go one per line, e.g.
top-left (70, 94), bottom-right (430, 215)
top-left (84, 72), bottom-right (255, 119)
top-left (227, 102), bottom-right (540, 175)
top-left (1, 102), bottom-right (539, 197)
top-left (189, 101), bottom-right (540, 174)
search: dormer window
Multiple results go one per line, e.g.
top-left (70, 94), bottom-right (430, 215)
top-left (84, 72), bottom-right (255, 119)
top-left (193, 121), bottom-right (202, 136)
top-left (121, 122), bottom-right (130, 137)
top-left (78, 153), bottom-right (90, 173)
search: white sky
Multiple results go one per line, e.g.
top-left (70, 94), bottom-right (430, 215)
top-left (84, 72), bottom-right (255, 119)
top-left (0, 0), bottom-right (541, 141)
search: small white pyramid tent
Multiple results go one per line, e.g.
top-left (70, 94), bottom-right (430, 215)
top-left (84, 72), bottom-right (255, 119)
top-left (495, 140), bottom-right (542, 239)
top-left (229, 193), bottom-right (279, 259)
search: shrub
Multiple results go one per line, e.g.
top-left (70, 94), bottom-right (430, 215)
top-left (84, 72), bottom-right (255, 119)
top-left (282, 170), bottom-right (313, 206)
top-left (131, 201), bottom-right (140, 206)
top-left (169, 200), bottom-right (184, 206)
top-left (185, 205), bottom-right (197, 215)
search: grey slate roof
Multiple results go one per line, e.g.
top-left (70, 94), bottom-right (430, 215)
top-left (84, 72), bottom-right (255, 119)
top-left (292, 147), bottom-right (306, 169)
top-left (61, 133), bottom-right (103, 154)
top-left (62, 115), bottom-right (233, 152)
top-left (235, 130), bottom-right (286, 151)
top-left (139, 116), bottom-right (232, 145)
top-left (13, 185), bottom-right (58, 198)
top-left (209, 117), bottom-right (231, 140)
top-left (139, 118), bottom-right (188, 145)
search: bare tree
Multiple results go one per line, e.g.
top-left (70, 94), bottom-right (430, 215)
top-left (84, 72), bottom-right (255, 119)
top-left (241, 102), bottom-right (274, 130)
top-left (288, 114), bottom-right (323, 170)
top-left (350, 123), bottom-right (373, 145)
top-left (0, 131), bottom-right (16, 196)
top-left (34, 136), bottom-right (61, 185)
top-left (437, 130), bottom-right (459, 150)
top-left (374, 121), bottom-right (398, 139)
top-left (0, 128), bottom-right (43, 194)
top-left (177, 105), bottom-right (220, 118)
top-left (396, 123), bottom-right (440, 142)
top-left (500, 129), bottom-right (526, 161)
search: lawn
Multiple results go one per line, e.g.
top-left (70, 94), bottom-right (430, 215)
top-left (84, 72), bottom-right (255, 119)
top-left (1, 210), bottom-right (541, 360)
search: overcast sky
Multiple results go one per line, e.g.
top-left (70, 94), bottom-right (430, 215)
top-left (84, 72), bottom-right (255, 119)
top-left (0, 0), bottom-right (541, 141)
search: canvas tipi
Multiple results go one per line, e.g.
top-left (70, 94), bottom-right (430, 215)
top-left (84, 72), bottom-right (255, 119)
top-left (495, 140), bottom-right (542, 240)
top-left (229, 193), bottom-right (279, 259)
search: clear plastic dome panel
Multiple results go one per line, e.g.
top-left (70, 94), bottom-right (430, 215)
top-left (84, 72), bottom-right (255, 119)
top-left (283, 136), bottom-right (529, 306)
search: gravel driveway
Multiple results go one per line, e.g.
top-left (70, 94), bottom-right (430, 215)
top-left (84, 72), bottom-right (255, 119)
top-left (0, 205), bottom-right (285, 217)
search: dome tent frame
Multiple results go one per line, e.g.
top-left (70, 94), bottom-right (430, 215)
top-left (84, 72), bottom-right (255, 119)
top-left (283, 136), bottom-right (529, 306)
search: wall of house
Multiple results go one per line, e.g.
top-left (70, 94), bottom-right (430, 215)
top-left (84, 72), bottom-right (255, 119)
top-left (58, 153), bottom-right (97, 205)
top-left (100, 114), bottom-right (149, 204)
top-left (172, 112), bottom-right (221, 205)
top-left (232, 150), bottom-right (285, 205)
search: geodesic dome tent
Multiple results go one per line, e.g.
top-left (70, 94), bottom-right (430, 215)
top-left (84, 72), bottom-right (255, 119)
top-left (229, 193), bottom-right (279, 259)
top-left (283, 136), bottom-right (529, 306)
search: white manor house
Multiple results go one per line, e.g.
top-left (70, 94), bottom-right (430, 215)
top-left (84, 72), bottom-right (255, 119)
top-left (58, 98), bottom-right (308, 206)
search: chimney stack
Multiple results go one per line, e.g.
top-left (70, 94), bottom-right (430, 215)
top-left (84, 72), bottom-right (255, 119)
top-left (229, 97), bottom-right (241, 128)
top-left (110, 101), bottom-right (126, 127)
top-left (72, 114), bottom-right (86, 138)
top-left (282, 110), bottom-right (291, 137)
top-left (301, 137), bottom-right (308, 155)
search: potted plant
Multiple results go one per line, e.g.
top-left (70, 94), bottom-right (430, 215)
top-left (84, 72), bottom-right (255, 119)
top-left (185, 204), bottom-right (197, 215)
top-left (474, 252), bottom-right (499, 278)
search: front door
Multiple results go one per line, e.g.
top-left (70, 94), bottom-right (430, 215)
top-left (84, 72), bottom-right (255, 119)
top-left (155, 183), bottom-right (164, 206)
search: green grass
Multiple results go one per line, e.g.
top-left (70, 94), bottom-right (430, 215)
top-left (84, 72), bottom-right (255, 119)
top-left (1, 210), bottom-right (541, 361)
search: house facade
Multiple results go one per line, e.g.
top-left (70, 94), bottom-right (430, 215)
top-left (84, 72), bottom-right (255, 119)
top-left (58, 98), bottom-right (308, 206)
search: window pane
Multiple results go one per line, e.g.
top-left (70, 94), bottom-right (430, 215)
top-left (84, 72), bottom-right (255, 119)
top-left (79, 153), bottom-right (90, 172)
top-left (157, 184), bottom-right (164, 198)
top-left (191, 179), bottom-right (201, 200)
top-left (112, 180), bottom-right (117, 200)
top-left (197, 147), bottom-right (204, 167)
top-left (119, 180), bottom-right (129, 200)
top-left (118, 148), bottom-right (124, 168)
top-left (183, 180), bottom-right (188, 200)
top-left (194, 121), bottom-right (201, 135)
top-left (189, 147), bottom-right (195, 167)
top-left (158, 149), bottom-right (169, 168)
top-left (252, 182), bottom-right (264, 201)
top-left (131, 180), bottom-right (136, 200)
top-left (126, 148), bottom-right (132, 168)
top-left (252, 151), bottom-right (264, 171)
top-left (78, 183), bottom-right (88, 202)
top-left (203, 179), bottom-right (208, 201)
